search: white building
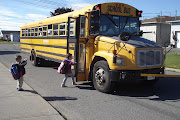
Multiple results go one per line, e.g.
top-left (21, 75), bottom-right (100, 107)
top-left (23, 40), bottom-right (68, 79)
top-left (1, 30), bottom-right (20, 42)
top-left (140, 22), bottom-right (171, 47)
top-left (167, 20), bottom-right (180, 48)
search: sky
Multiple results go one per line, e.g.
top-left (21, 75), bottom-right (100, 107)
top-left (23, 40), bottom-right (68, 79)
top-left (0, 0), bottom-right (180, 31)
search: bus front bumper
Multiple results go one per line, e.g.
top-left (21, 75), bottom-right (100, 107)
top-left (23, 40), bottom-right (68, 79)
top-left (109, 68), bottom-right (164, 82)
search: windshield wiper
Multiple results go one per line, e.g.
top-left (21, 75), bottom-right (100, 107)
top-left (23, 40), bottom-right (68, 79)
top-left (122, 17), bottom-right (129, 31)
top-left (104, 14), bottom-right (119, 28)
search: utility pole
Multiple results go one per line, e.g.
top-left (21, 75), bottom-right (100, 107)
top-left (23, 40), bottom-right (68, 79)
top-left (160, 11), bottom-right (162, 22)
top-left (175, 10), bottom-right (177, 19)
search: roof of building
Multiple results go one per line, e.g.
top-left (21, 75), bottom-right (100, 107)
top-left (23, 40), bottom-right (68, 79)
top-left (142, 16), bottom-right (180, 23)
top-left (1, 30), bottom-right (20, 34)
top-left (141, 22), bottom-right (170, 25)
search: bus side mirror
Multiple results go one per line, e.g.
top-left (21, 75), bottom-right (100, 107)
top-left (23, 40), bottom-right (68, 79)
top-left (90, 10), bottom-right (100, 35)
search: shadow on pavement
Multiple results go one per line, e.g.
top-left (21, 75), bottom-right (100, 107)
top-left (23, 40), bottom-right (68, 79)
top-left (0, 51), bottom-right (21, 55)
top-left (43, 96), bottom-right (77, 101)
top-left (112, 77), bottom-right (180, 102)
top-left (22, 90), bottom-right (38, 94)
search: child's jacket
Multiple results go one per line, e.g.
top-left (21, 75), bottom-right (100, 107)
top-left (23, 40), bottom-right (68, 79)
top-left (15, 61), bottom-right (27, 76)
top-left (63, 59), bottom-right (76, 74)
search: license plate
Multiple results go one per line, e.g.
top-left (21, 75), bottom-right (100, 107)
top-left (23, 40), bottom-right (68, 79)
top-left (147, 76), bottom-right (155, 80)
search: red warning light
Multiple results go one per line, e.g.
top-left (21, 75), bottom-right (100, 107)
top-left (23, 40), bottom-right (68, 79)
top-left (138, 11), bottom-right (142, 16)
top-left (96, 6), bottom-right (100, 10)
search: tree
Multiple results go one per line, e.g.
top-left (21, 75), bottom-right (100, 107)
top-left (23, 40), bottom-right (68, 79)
top-left (50, 7), bottom-right (74, 16)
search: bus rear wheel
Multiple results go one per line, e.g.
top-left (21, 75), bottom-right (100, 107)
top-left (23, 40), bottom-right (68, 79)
top-left (30, 51), bottom-right (39, 66)
top-left (93, 60), bottom-right (115, 93)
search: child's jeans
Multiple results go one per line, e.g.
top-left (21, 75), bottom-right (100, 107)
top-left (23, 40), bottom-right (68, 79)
top-left (17, 77), bottom-right (23, 89)
top-left (61, 73), bottom-right (76, 86)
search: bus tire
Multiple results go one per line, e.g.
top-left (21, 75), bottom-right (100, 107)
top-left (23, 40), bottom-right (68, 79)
top-left (31, 51), bottom-right (39, 66)
top-left (93, 60), bottom-right (115, 93)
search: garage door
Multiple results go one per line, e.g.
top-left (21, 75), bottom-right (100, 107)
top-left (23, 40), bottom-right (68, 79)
top-left (177, 32), bottom-right (180, 48)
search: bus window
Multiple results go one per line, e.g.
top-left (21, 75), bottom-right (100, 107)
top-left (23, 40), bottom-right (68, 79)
top-left (31, 28), bottom-right (34, 37)
top-left (48, 24), bottom-right (52, 36)
top-left (59, 23), bottom-right (66, 36)
top-left (70, 21), bottom-right (75, 36)
top-left (35, 27), bottom-right (38, 36)
top-left (25, 29), bottom-right (28, 36)
top-left (22, 29), bottom-right (25, 36)
top-left (43, 26), bottom-right (47, 37)
top-left (53, 24), bottom-right (58, 36)
top-left (39, 26), bottom-right (42, 37)
top-left (80, 16), bottom-right (86, 38)
top-left (78, 43), bottom-right (85, 72)
top-left (28, 29), bottom-right (31, 36)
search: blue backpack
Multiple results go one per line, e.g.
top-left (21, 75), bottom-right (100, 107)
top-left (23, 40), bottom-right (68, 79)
top-left (10, 64), bottom-right (20, 80)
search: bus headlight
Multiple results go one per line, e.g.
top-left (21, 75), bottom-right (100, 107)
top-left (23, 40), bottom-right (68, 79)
top-left (116, 58), bottom-right (125, 66)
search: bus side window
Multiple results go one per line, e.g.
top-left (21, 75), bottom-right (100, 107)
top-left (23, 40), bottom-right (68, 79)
top-left (48, 24), bottom-right (52, 36)
top-left (25, 29), bottom-right (28, 36)
top-left (22, 29), bottom-right (25, 37)
top-left (39, 26), bottom-right (42, 37)
top-left (28, 29), bottom-right (30, 36)
top-left (80, 16), bottom-right (86, 38)
top-left (53, 24), bottom-right (58, 36)
top-left (59, 23), bottom-right (66, 36)
top-left (43, 26), bottom-right (47, 37)
top-left (31, 28), bottom-right (34, 37)
top-left (35, 27), bottom-right (38, 37)
top-left (70, 21), bottom-right (75, 36)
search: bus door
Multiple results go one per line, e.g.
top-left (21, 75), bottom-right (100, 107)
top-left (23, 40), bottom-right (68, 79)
top-left (67, 16), bottom-right (87, 82)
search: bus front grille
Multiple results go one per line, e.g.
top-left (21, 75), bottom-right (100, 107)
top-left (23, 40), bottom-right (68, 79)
top-left (137, 49), bottom-right (163, 68)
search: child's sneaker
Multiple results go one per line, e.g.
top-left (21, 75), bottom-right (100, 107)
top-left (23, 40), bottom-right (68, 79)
top-left (72, 83), bottom-right (77, 86)
top-left (61, 84), bottom-right (66, 87)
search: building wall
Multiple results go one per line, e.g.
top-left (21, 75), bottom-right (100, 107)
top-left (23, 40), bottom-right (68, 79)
top-left (170, 22), bottom-right (180, 48)
top-left (140, 24), bottom-right (157, 42)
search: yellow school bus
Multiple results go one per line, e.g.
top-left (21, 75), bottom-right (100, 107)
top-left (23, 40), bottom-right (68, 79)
top-left (20, 2), bottom-right (166, 93)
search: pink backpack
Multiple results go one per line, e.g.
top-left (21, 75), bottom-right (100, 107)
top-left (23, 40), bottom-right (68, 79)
top-left (57, 62), bottom-right (64, 74)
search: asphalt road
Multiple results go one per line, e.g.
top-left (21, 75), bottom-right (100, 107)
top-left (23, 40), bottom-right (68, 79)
top-left (1, 43), bottom-right (180, 120)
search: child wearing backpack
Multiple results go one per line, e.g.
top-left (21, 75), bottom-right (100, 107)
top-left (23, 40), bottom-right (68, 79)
top-left (59, 53), bottom-right (77, 87)
top-left (15, 55), bottom-right (27, 91)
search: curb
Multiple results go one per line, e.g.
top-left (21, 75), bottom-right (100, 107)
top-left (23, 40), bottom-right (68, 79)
top-left (165, 67), bottom-right (180, 73)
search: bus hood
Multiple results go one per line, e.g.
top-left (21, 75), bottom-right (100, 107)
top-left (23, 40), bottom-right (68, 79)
top-left (110, 36), bottom-right (161, 48)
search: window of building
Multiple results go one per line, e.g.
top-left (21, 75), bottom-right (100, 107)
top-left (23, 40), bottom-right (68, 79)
top-left (43, 26), bottom-right (47, 37)
top-left (59, 23), bottom-right (66, 36)
top-left (39, 26), bottom-right (42, 37)
top-left (35, 27), bottom-right (38, 36)
top-left (22, 29), bottom-right (25, 36)
top-left (31, 28), bottom-right (34, 37)
top-left (80, 16), bottom-right (86, 38)
top-left (48, 24), bottom-right (52, 36)
top-left (53, 24), bottom-right (58, 36)
top-left (28, 29), bottom-right (31, 36)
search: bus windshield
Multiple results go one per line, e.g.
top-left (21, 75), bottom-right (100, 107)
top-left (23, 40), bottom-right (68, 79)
top-left (100, 15), bottom-right (140, 36)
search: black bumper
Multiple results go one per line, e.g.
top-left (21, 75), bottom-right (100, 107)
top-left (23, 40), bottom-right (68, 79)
top-left (110, 67), bottom-right (164, 82)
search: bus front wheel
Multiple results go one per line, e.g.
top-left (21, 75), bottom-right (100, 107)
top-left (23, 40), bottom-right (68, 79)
top-left (93, 60), bottom-right (115, 93)
top-left (31, 51), bottom-right (39, 66)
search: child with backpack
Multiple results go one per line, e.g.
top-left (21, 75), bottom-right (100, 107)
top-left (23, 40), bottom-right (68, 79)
top-left (58, 53), bottom-right (77, 87)
top-left (12, 55), bottom-right (27, 91)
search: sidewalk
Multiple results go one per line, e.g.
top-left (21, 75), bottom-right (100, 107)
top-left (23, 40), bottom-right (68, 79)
top-left (0, 62), bottom-right (64, 120)
top-left (165, 67), bottom-right (180, 73)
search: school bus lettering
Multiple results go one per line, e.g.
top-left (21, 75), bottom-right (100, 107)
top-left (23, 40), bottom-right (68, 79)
top-left (124, 7), bottom-right (131, 14)
top-left (107, 5), bottom-right (122, 13)
top-left (20, 2), bottom-right (180, 93)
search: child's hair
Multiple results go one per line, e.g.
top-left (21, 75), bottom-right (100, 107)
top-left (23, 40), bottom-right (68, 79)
top-left (66, 53), bottom-right (72, 59)
top-left (15, 55), bottom-right (22, 61)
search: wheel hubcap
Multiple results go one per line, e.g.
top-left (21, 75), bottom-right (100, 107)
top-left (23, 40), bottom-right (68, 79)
top-left (95, 68), bottom-right (105, 86)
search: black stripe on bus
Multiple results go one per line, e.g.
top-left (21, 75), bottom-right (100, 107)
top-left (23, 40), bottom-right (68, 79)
top-left (20, 36), bottom-right (67, 39)
top-left (37, 55), bottom-right (62, 63)
top-left (36, 50), bottom-right (67, 58)
top-left (20, 43), bottom-right (74, 50)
